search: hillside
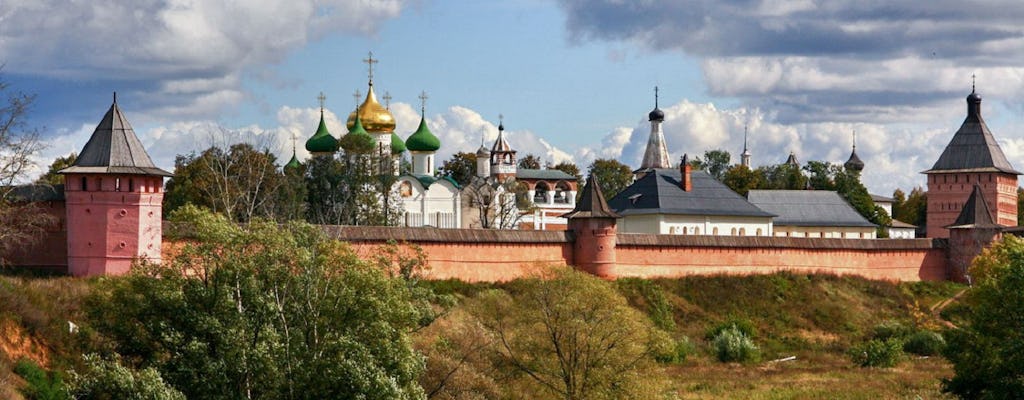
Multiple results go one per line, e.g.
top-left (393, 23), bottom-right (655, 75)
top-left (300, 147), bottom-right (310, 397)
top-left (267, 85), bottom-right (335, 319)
top-left (0, 271), bottom-right (963, 399)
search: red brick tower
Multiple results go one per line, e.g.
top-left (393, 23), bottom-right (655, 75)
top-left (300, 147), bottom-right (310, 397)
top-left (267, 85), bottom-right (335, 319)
top-left (946, 185), bottom-right (1003, 282)
top-left (924, 88), bottom-right (1019, 238)
top-left (563, 174), bottom-right (621, 278)
top-left (58, 96), bottom-right (172, 276)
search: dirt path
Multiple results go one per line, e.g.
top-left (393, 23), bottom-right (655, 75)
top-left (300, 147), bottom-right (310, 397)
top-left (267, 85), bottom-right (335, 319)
top-left (929, 288), bottom-right (969, 329)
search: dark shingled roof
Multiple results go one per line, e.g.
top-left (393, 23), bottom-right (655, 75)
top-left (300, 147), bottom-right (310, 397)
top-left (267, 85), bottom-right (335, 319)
top-left (608, 169), bottom-right (774, 218)
top-left (59, 100), bottom-right (172, 176)
top-left (747, 190), bottom-right (876, 228)
top-left (516, 168), bottom-right (576, 181)
top-left (947, 185), bottom-right (1000, 229)
top-left (924, 91), bottom-right (1021, 175)
top-left (563, 174), bottom-right (620, 219)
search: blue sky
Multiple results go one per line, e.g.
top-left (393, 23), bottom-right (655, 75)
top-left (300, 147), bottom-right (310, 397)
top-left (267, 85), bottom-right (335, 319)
top-left (4, 0), bottom-right (1024, 197)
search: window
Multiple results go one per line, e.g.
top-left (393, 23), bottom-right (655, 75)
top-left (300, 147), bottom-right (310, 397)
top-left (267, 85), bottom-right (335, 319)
top-left (730, 227), bottom-right (737, 236)
top-left (713, 227), bottom-right (719, 235)
top-left (739, 228), bottom-right (746, 236)
top-left (128, 179), bottom-right (134, 192)
top-left (81, 177), bottom-right (87, 191)
top-left (553, 181), bottom-right (571, 204)
top-left (534, 182), bottom-right (550, 204)
top-left (756, 228), bottom-right (762, 236)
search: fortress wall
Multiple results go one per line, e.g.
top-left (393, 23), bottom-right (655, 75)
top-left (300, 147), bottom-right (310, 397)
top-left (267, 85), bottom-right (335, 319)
top-left (614, 235), bottom-right (947, 281)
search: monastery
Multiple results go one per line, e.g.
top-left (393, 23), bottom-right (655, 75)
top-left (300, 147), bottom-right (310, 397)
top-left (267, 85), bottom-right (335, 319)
top-left (4, 61), bottom-right (1020, 282)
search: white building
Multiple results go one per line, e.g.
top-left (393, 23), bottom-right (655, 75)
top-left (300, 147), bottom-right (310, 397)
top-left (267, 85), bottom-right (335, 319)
top-left (748, 190), bottom-right (877, 239)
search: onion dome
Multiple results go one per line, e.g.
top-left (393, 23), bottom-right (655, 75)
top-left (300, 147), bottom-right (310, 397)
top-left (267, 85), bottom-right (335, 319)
top-left (390, 132), bottom-right (407, 154)
top-left (284, 151), bottom-right (301, 170)
top-left (346, 84), bottom-right (396, 133)
top-left (649, 86), bottom-right (665, 122)
top-left (340, 114), bottom-right (374, 153)
top-left (305, 111), bottom-right (338, 153)
top-left (476, 144), bottom-right (490, 157)
top-left (844, 148), bottom-right (864, 172)
top-left (405, 116), bottom-right (441, 152)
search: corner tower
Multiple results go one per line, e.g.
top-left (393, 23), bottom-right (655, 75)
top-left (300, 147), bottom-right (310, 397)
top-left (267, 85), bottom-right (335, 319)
top-left (923, 86), bottom-right (1020, 238)
top-left (563, 174), bottom-right (621, 278)
top-left (58, 95), bottom-right (172, 276)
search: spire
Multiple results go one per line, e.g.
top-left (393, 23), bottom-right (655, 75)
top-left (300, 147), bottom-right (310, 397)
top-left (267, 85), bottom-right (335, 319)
top-left (352, 89), bottom-right (362, 110)
top-left (562, 174), bottom-right (621, 219)
top-left (785, 151), bottom-right (799, 167)
top-left (492, 114), bottom-right (512, 152)
top-left (925, 85), bottom-right (1020, 175)
top-left (285, 133), bottom-right (301, 170)
top-left (648, 86), bottom-right (665, 122)
top-left (844, 130), bottom-right (864, 172)
top-left (59, 97), bottom-right (172, 176)
top-left (640, 88), bottom-right (671, 169)
top-left (947, 185), bottom-right (1000, 229)
top-left (741, 125), bottom-right (752, 168)
top-left (967, 75), bottom-right (982, 118)
top-left (305, 93), bottom-right (339, 155)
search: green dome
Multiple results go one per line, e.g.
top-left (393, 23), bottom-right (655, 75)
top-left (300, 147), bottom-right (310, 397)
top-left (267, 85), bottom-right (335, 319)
top-left (284, 151), bottom-right (301, 170)
top-left (304, 113), bottom-right (338, 153)
top-left (391, 132), bottom-right (406, 154)
top-left (340, 114), bottom-right (374, 153)
top-left (404, 117), bottom-right (440, 152)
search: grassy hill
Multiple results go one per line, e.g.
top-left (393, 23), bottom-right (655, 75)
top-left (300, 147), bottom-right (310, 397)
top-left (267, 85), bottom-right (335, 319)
top-left (0, 271), bottom-right (963, 399)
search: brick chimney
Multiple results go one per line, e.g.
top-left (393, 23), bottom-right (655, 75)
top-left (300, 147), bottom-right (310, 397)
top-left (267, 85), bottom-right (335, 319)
top-left (680, 154), bottom-right (692, 192)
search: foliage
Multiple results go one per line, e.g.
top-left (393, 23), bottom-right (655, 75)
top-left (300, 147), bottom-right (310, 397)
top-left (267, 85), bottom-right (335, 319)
top-left (756, 163), bottom-right (807, 190)
top-left (517, 153), bottom-right (541, 169)
top-left (461, 177), bottom-right (530, 229)
top-left (163, 142), bottom-right (287, 222)
top-left (849, 338), bottom-right (903, 368)
top-left (69, 354), bottom-right (184, 400)
top-left (871, 320), bottom-right (913, 342)
top-left (691, 149), bottom-right (731, 180)
top-left (470, 268), bottom-right (671, 399)
top-left (654, 336), bottom-right (695, 364)
top-left (438, 152), bottom-right (478, 187)
top-left (304, 154), bottom-right (402, 226)
top-left (84, 206), bottom-right (430, 399)
top-left (943, 235), bottom-right (1024, 398)
top-left (722, 164), bottom-right (764, 196)
top-left (587, 158), bottom-right (633, 200)
top-left (13, 358), bottom-right (68, 400)
top-left (706, 318), bottom-right (758, 342)
top-left (276, 161), bottom-right (307, 222)
top-left (893, 187), bottom-right (927, 227)
top-left (35, 153), bottom-right (77, 185)
top-left (712, 325), bottom-right (760, 363)
top-left (903, 330), bottom-right (945, 356)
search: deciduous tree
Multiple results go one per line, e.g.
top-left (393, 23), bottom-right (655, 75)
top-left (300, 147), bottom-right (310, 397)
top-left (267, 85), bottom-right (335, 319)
top-left (588, 158), bottom-right (633, 200)
top-left (517, 154), bottom-right (541, 169)
top-left (692, 149), bottom-right (731, 180)
top-left (438, 152), bottom-right (477, 187)
top-left (35, 152), bottom-right (77, 185)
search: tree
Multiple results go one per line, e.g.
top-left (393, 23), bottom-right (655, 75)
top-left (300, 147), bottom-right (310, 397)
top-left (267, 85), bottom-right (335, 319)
top-left (588, 158), bottom-right (633, 200)
top-left (35, 152), bottom-right (77, 185)
top-left (517, 154), bottom-right (541, 169)
top-left (552, 161), bottom-right (581, 182)
top-left (893, 187), bottom-right (927, 227)
top-left (722, 165), bottom-right (764, 197)
top-left (804, 160), bottom-right (837, 191)
top-left (462, 177), bottom-right (531, 229)
top-left (470, 269), bottom-right (670, 399)
top-left (692, 149), bottom-right (731, 180)
top-left (163, 141), bottom-right (285, 222)
top-left (943, 236), bottom-right (1024, 398)
top-left (438, 152), bottom-right (477, 187)
top-left (70, 354), bottom-right (185, 400)
top-left (757, 164), bottom-right (807, 190)
top-left (304, 154), bottom-right (403, 226)
top-left (0, 72), bottom-right (54, 264)
top-left (85, 206), bottom-right (432, 399)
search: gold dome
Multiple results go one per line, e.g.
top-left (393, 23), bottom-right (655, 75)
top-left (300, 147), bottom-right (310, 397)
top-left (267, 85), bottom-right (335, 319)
top-left (346, 84), bottom-right (396, 133)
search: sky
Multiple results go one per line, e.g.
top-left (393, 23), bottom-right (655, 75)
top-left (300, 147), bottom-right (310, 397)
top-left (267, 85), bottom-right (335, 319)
top-left (4, 0), bottom-right (1024, 197)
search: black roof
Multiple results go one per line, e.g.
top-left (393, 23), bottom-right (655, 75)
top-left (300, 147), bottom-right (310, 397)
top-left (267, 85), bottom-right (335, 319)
top-left (924, 91), bottom-right (1020, 175)
top-left (59, 100), bottom-right (172, 176)
top-left (563, 174), bottom-right (620, 219)
top-left (747, 190), bottom-right (876, 228)
top-left (608, 169), bottom-right (774, 218)
top-left (947, 184), bottom-right (1001, 229)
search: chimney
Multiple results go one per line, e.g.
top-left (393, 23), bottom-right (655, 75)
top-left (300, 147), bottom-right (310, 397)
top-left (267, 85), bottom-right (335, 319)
top-left (680, 154), bottom-right (692, 192)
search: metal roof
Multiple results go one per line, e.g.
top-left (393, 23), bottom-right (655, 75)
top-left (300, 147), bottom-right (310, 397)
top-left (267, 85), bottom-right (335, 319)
top-left (608, 169), bottom-right (774, 218)
top-left (870, 194), bottom-right (895, 203)
top-left (59, 100), bottom-right (172, 176)
top-left (563, 174), bottom-right (620, 219)
top-left (947, 184), bottom-right (1000, 229)
top-left (747, 190), bottom-right (876, 228)
top-left (924, 92), bottom-right (1020, 175)
top-left (516, 168), bottom-right (576, 181)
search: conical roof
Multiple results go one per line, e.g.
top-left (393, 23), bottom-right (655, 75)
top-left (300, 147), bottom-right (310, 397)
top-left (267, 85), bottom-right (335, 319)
top-left (346, 84), bottom-right (396, 133)
top-left (305, 111), bottom-right (339, 153)
top-left (785, 152), bottom-right (799, 167)
top-left (924, 90), bottom-right (1021, 175)
top-left (491, 122), bottom-right (514, 153)
top-left (405, 117), bottom-right (440, 152)
top-left (59, 99), bottom-right (172, 176)
top-left (947, 184), bottom-right (1001, 229)
top-left (562, 174), bottom-right (621, 219)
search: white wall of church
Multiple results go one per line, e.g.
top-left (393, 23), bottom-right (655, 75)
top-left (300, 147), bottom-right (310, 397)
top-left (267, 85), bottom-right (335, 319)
top-left (618, 214), bottom-right (773, 236)
top-left (396, 177), bottom-right (461, 228)
top-left (772, 225), bottom-right (876, 239)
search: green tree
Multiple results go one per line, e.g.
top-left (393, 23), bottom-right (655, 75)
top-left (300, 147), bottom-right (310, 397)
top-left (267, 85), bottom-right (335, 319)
top-left (804, 160), bottom-right (837, 191)
top-left (588, 158), bottom-right (633, 200)
top-left (552, 160), bottom-right (581, 183)
top-left (893, 187), bottom-right (927, 227)
top-left (1018, 187), bottom-right (1024, 226)
top-left (85, 206), bottom-right (431, 400)
top-left (517, 154), bottom-right (541, 169)
top-left (36, 152), bottom-right (77, 185)
top-left (471, 269), bottom-right (670, 399)
top-left (757, 164), bottom-right (807, 190)
top-left (943, 236), bottom-right (1024, 398)
top-left (692, 149), bottom-right (731, 180)
top-left (722, 164), bottom-right (764, 197)
top-left (438, 152), bottom-right (478, 186)
top-left (304, 155), bottom-right (402, 226)
top-left (70, 354), bottom-right (184, 400)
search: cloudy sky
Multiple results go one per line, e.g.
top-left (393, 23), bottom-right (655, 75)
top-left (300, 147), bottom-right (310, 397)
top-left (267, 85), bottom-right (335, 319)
top-left (4, 0), bottom-right (1024, 196)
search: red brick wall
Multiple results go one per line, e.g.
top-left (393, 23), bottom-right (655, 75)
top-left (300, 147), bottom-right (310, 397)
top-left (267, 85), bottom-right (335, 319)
top-left (926, 172), bottom-right (1017, 238)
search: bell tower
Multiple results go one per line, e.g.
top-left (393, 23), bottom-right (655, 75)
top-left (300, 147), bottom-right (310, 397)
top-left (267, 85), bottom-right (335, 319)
top-left (59, 95), bottom-right (172, 276)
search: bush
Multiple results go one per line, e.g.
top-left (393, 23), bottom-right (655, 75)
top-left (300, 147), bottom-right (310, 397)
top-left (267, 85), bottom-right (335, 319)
top-left (706, 318), bottom-right (757, 341)
top-left (871, 320), bottom-right (913, 341)
top-left (13, 358), bottom-right (68, 400)
top-left (849, 338), bottom-right (903, 368)
top-left (655, 336), bottom-right (695, 364)
top-left (712, 325), bottom-right (760, 363)
top-left (69, 354), bottom-right (184, 400)
top-left (903, 330), bottom-right (945, 356)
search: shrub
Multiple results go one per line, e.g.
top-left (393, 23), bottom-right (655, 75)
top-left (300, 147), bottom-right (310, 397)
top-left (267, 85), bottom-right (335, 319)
top-left (706, 318), bottom-right (757, 341)
top-left (712, 325), bottom-right (760, 363)
top-left (904, 330), bottom-right (945, 356)
top-left (13, 358), bottom-right (68, 400)
top-left (69, 354), bottom-right (184, 400)
top-left (849, 338), bottom-right (903, 368)
top-left (871, 320), bottom-right (913, 341)
top-left (655, 336), bottom-right (695, 364)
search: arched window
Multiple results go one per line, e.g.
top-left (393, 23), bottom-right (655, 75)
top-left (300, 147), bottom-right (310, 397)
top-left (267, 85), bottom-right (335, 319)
top-left (730, 227), bottom-right (737, 236)
top-left (756, 228), bottom-right (762, 236)
top-left (534, 182), bottom-right (550, 204)
top-left (739, 227), bottom-right (746, 236)
top-left (712, 227), bottom-right (719, 235)
top-left (694, 227), bottom-right (701, 235)
top-left (553, 181), bottom-right (571, 204)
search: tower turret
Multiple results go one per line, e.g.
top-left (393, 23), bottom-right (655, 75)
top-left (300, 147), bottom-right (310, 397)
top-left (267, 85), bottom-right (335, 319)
top-left (640, 86), bottom-right (671, 170)
top-left (741, 125), bottom-right (752, 168)
top-left (490, 115), bottom-right (517, 181)
top-left (563, 173), bottom-right (621, 278)
top-left (844, 130), bottom-right (864, 172)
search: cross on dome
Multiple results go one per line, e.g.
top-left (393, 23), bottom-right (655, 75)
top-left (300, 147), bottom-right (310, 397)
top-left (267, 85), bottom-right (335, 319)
top-left (972, 73), bottom-right (976, 93)
top-left (363, 52), bottom-right (378, 83)
top-left (352, 89), bottom-right (362, 110)
top-left (418, 91), bottom-right (429, 115)
top-left (654, 86), bottom-right (659, 108)
top-left (383, 91), bottom-right (392, 109)
top-left (317, 92), bottom-right (326, 111)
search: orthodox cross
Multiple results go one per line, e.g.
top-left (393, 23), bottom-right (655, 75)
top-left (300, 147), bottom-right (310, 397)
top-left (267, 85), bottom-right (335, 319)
top-left (352, 89), bottom-right (362, 110)
top-left (291, 133), bottom-right (298, 153)
top-left (852, 130), bottom-right (857, 149)
top-left (383, 91), bottom-right (392, 110)
top-left (363, 52), bottom-right (378, 82)
top-left (654, 86), bottom-right (659, 108)
top-left (972, 73), bottom-right (976, 92)
top-left (418, 91), bottom-right (429, 115)
top-left (499, 113), bottom-right (504, 129)
top-left (317, 91), bottom-right (326, 111)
